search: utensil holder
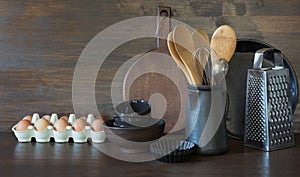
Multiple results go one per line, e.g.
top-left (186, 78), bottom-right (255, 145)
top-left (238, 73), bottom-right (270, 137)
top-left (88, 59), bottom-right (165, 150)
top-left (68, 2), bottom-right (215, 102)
top-left (185, 84), bottom-right (228, 155)
top-left (244, 48), bottom-right (295, 151)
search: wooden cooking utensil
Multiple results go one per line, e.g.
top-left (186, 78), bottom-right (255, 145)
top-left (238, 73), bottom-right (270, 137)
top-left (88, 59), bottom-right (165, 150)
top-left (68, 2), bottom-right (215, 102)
top-left (123, 6), bottom-right (188, 133)
top-left (209, 25), bottom-right (236, 85)
top-left (167, 31), bottom-right (192, 84)
top-left (211, 25), bottom-right (237, 63)
top-left (191, 29), bottom-right (211, 83)
top-left (193, 29), bottom-right (210, 44)
top-left (173, 25), bottom-right (201, 85)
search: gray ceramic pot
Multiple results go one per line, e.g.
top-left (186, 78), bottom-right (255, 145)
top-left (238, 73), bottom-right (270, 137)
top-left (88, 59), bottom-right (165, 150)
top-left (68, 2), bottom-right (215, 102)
top-left (185, 84), bottom-right (228, 155)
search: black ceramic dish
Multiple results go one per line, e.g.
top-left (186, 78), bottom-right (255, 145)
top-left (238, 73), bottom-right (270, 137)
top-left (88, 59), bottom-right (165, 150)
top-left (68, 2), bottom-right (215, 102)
top-left (150, 140), bottom-right (195, 163)
top-left (115, 99), bottom-right (151, 116)
top-left (114, 115), bottom-right (160, 128)
top-left (226, 38), bottom-right (299, 140)
top-left (103, 119), bottom-right (165, 153)
top-left (114, 100), bottom-right (153, 127)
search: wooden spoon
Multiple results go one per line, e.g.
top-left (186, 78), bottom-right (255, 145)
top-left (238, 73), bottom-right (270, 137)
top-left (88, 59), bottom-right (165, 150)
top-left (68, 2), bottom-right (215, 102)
top-left (173, 25), bottom-right (201, 85)
top-left (167, 31), bottom-right (193, 84)
top-left (193, 28), bottom-right (210, 45)
top-left (192, 29), bottom-right (211, 82)
top-left (210, 25), bottom-right (237, 63)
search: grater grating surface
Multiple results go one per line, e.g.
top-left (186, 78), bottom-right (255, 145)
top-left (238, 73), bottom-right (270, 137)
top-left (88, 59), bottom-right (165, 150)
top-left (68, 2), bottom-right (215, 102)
top-left (244, 48), bottom-right (295, 151)
top-left (245, 73), bottom-right (266, 143)
top-left (267, 73), bottom-right (294, 148)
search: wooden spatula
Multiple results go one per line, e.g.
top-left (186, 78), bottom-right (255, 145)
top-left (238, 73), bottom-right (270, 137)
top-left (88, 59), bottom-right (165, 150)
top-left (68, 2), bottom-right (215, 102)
top-left (192, 29), bottom-right (210, 83)
top-left (167, 31), bottom-right (193, 84)
top-left (193, 29), bottom-right (210, 45)
top-left (173, 25), bottom-right (201, 85)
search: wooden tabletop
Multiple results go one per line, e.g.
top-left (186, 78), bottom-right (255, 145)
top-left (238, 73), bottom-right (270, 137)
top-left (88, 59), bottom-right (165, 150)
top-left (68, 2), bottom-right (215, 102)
top-left (1, 132), bottom-right (299, 177)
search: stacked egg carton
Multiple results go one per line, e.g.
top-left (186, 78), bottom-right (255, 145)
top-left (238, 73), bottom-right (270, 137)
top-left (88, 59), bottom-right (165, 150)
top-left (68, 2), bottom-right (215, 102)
top-left (12, 113), bottom-right (106, 143)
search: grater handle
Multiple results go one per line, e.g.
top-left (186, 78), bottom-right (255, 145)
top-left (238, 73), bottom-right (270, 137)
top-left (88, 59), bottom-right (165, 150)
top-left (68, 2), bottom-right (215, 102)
top-left (253, 48), bottom-right (283, 69)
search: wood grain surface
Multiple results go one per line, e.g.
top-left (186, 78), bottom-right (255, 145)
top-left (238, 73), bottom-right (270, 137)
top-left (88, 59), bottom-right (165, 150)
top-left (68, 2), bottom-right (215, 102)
top-left (1, 132), bottom-right (300, 177)
top-left (0, 0), bottom-right (299, 132)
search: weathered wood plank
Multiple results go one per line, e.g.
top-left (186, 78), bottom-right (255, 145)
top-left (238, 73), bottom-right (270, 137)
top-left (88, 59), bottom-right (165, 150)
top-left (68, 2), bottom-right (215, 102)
top-left (0, 0), bottom-right (299, 132)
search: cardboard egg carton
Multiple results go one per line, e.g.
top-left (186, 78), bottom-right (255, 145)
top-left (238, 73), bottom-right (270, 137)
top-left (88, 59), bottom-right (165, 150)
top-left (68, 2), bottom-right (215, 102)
top-left (12, 113), bottom-right (106, 143)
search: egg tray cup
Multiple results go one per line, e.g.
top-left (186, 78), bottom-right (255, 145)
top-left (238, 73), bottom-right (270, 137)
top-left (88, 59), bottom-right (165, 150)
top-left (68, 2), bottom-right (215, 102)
top-left (12, 113), bottom-right (106, 143)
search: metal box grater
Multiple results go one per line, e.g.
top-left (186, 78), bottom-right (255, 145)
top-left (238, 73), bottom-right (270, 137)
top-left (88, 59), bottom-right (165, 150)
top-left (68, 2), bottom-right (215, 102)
top-left (244, 48), bottom-right (295, 151)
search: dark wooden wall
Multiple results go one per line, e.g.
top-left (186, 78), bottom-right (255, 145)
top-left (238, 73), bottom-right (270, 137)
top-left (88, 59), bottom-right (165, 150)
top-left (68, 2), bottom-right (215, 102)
top-left (0, 0), bottom-right (299, 132)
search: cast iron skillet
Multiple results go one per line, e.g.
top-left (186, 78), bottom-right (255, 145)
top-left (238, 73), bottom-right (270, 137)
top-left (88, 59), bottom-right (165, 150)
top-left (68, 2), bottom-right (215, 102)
top-left (225, 38), bottom-right (299, 140)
